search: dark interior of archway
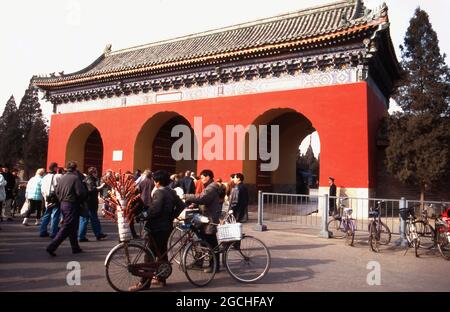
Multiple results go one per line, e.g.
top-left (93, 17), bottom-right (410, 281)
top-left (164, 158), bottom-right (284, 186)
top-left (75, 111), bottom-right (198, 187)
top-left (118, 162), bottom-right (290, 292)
top-left (255, 112), bottom-right (317, 195)
top-left (151, 116), bottom-right (195, 174)
top-left (84, 129), bottom-right (103, 174)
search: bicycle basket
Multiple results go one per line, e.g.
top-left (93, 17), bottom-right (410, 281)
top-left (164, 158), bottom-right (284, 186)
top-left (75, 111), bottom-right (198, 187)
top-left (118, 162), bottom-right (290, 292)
top-left (217, 223), bottom-right (243, 243)
top-left (368, 210), bottom-right (379, 218)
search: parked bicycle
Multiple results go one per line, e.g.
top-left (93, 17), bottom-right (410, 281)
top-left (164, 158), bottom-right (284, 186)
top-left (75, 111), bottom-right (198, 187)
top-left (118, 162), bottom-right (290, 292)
top-left (404, 206), bottom-right (420, 257)
top-left (326, 199), bottom-right (355, 246)
top-left (435, 207), bottom-right (450, 261)
top-left (413, 204), bottom-right (436, 250)
top-left (368, 201), bottom-right (391, 252)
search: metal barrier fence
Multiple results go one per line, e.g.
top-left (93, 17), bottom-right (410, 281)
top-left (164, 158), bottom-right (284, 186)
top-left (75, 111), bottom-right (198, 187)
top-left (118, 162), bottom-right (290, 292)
top-left (256, 191), bottom-right (450, 236)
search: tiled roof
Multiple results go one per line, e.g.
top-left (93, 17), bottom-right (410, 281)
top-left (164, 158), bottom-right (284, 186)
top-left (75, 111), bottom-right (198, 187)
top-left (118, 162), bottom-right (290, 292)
top-left (34, 0), bottom-right (389, 88)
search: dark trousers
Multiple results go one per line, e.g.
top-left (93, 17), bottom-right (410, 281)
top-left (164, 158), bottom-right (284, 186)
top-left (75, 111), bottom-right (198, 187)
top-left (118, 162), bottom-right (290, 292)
top-left (234, 206), bottom-right (248, 223)
top-left (25, 200), bottom-right (43, 219)
top-left (199, 231), bottom-right (220, 270)
top-left (47, 202), bottom-right (80, 252)
top-left (148, 229), bottom-right (171, 262)
top-left (329, 199), bottom-right (336, 216)
top-left (142, 229), bottom-right (171, 283)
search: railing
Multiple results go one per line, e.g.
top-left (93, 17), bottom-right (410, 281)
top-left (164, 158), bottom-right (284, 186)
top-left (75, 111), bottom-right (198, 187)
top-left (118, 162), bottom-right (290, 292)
top-left (256, 191), bottom-right (450, 236)
top-left (256, 191), bottom-right (329, 237)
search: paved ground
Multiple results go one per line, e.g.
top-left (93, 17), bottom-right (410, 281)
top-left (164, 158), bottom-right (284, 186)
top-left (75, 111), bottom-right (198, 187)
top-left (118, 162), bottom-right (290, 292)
top-left (0, 214), bottom-right (449, 292)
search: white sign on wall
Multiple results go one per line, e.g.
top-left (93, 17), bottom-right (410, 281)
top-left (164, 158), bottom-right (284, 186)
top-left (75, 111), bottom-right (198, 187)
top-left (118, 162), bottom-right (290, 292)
top-left (112, 150), bottom-right (123, 161)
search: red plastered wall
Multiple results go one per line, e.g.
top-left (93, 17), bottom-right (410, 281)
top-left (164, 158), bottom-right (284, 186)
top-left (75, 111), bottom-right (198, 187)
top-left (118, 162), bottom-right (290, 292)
top-left (48, 82), bottom-right (376, 189)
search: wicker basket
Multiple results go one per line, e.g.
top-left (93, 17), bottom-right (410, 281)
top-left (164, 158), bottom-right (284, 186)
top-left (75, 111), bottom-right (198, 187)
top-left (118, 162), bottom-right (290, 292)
top-left (217, 223), bottom-right (243, 243)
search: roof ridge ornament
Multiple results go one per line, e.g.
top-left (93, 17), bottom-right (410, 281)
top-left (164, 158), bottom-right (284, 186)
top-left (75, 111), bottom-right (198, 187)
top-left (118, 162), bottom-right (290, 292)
top-left (104, 44), bottom-right (112, 56)
top-left (351, 0), bottom-right (365, 20)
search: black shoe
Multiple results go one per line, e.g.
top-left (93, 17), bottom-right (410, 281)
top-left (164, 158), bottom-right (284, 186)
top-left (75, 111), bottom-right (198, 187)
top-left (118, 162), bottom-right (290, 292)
top-left (96, 233), bottom-right (107, 241)
top-left (72, 248), bottom-right (83, 254)
top-left (46, 248), bottom-right (57, 257)
top-left (40, 233), bottom-right (50, 238)
top-left (79, 238), bottom-right (89, 242)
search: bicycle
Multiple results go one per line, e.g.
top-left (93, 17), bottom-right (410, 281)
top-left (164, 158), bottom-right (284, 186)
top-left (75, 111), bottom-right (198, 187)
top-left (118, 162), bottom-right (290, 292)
top-left (326, 200), bottom-right (355, 246)
top-left (368, 201), bottom-right (391, 252)
top-left (404, 207), bottom-right (420, 257)
top-left (435, 209), bottom-right (450, 261)
top-left (414, 204), bottom-right (436, 250)
top-left (104, 209), bottom-right (216, 292)
top-left (169, 209), bottom-right (271, 283)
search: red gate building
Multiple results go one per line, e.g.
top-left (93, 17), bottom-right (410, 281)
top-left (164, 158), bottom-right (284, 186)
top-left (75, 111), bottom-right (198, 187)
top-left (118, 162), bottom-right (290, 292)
top-left (33, 0), bottom-right (401, 200)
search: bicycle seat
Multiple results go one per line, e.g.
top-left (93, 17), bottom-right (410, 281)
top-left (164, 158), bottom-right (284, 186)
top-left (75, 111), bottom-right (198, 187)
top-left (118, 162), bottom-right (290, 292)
top-left (343, 208), bottom-right (353, 216)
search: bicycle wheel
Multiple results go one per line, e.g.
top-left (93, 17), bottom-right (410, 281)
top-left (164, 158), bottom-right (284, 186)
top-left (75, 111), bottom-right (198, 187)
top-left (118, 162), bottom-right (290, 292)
top-left (413, 237), bottom-right (419, 257)
top-left (414, 221), bottom-right (435, 249)
top-left (105, 242), bottom-right (155, 292)
top-left (182, 240), bottom-right (216, 287)
top-left (225, 236), bottom-right (271, 283)
top-left (437, 231), bottom-right (450, 261)
top-left (327, 218), bottom-right (346, 239)
top-left (345, 220), bottom-right (355, 246)
top-left (368, 223), bottom-right (379, 252)
top-left (168, 226), bottom-right (187, 265)
top-left (378, 221), bottom-right (391, 245)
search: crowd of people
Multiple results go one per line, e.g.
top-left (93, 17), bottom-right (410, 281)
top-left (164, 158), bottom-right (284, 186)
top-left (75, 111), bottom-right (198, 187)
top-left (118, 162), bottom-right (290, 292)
top-left (0, 162), bottom-right (250, 289)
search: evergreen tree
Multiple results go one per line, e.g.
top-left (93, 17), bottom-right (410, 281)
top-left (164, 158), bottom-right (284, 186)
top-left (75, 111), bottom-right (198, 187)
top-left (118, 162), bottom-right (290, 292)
top-left (0, 96), bottom-right (21, 167)
top-left (17, 83), bottom-right (48, 178)
top-left (386, 8), bottom-right (450, 202)
top-left (23, 118), bottom-right (48, 176)
top-left (395, 9), bottom-right (449, 116)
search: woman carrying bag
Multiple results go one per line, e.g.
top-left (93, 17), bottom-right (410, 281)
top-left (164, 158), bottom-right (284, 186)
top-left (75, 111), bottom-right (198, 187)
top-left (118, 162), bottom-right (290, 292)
top-left (23, 169), bottom-right (45, 226)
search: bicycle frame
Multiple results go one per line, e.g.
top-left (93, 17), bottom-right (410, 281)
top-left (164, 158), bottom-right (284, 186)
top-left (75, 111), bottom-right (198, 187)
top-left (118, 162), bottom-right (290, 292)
top-left (105, 221), bottom-right (201, 279)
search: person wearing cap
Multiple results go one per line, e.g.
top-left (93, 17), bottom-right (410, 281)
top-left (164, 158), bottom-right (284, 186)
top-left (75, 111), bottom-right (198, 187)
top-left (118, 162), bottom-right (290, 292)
top-left (39, 163), bottom-right (62, 238)
top-left (329, 177), bottom-right (337, 216)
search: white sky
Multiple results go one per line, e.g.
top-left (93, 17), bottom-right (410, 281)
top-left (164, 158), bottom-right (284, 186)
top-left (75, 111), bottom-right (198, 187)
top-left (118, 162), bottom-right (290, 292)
top-left (1, 0), bottom-right (449, 157)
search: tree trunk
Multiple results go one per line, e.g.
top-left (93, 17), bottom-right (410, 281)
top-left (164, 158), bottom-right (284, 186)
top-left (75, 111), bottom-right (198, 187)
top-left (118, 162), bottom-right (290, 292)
top-left (420, 187), bottom-right (425, 210)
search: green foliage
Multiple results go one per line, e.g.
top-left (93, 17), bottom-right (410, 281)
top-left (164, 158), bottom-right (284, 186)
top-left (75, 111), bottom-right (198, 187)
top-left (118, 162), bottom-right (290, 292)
top-left (386, 113), bottom-right (450, 192)
top-left (17, 84), bottom-right (48, 178)
top-left (0, 82), bottom-right (48, 178)
top-left (395, 8), bottom-right (449, 116)
top-left (386, 8), bottom-right (450, 198)
top-left (0, 96), bottom-right (21, 167)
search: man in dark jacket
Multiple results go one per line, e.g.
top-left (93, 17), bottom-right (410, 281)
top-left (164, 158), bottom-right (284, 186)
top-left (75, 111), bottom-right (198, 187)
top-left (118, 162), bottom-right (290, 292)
top-left (143, 170), bottom-right (185, 287)
top-left (138, 169), bottom-right (154, 209)
top-left (229, 173), bottom-right (249, 222)
top-left (180, 170), bottom-right (195, 195)
top-left (78, 167), bottom-right (107, 242)
top-left (329, 177), bottom-right (337, 216)
top-left (46, 161), bottom-right (87, 256)
top-left (185, 169), bottom-right (221, 272)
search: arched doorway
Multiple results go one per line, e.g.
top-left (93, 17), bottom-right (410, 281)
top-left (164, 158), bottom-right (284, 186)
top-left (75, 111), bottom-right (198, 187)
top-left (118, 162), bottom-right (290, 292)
top-left (66, 123), bottom-right (104, 174)
top-left (243, 108), bottom-right (319, 198)
top-left (134, 112), bottom-right (197, 174)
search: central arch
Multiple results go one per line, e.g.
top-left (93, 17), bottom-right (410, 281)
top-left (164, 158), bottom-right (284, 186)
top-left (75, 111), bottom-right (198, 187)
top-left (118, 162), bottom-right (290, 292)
top-left (134, 112), bottom-right (197, 174)
top-left (243, 108), bottom-right (319, 198)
